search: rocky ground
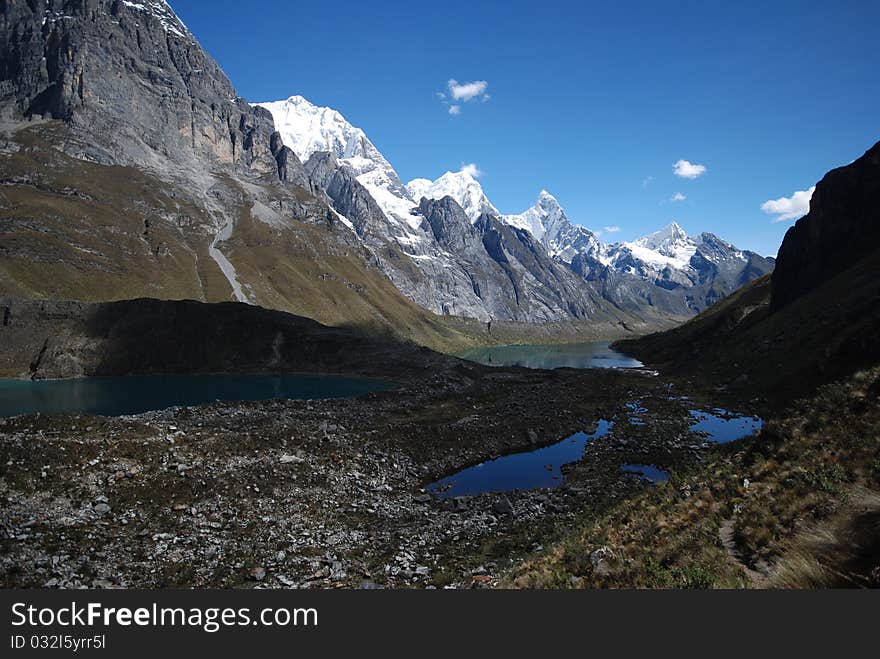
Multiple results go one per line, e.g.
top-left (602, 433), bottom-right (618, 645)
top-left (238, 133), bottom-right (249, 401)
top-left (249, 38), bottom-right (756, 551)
top-left (0, 365), bottom-right (756, 589)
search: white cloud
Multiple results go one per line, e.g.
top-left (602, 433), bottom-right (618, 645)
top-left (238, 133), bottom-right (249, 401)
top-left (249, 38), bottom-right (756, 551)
top-left (642, 176), bottom-right (654, 189)
top-left (460, 163), bottom-right (483, 178)
top-left (673, 159), bottom-right (707, 179)
top-left (669, 192), bottom-right (687, 202)
top-left (604, 226), bottom-right (622, 233)
top-left (439, 79), bottom-right (490, 114)
top-left (761, 186), bottom-right (815, 223)
top-left (448, 79), bottom-right (489, 102)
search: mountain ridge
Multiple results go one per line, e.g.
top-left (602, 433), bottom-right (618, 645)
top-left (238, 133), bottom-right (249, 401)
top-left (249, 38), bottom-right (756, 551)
top-left (259, 93), bottom-right (774, 322)
top-left (1, 0), bottom-right (770, 343)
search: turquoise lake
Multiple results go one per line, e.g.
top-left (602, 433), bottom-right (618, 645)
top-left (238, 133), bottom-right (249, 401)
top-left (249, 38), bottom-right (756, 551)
top-left (0, 374), bottom-right (394, 418)
top-left (458, 341), bottom-right (643, 370)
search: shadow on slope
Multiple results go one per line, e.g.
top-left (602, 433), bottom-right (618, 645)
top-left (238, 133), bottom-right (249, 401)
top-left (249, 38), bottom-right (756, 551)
top-left (0, 297), bottom-right (463, 381)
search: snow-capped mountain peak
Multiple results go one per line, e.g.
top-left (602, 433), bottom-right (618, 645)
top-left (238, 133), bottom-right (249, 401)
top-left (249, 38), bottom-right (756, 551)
top-left (405, 170), bottom-right (498, 222)
top-left (504, 189), bottom-right (569, 242)
top-left (255, 93), bottom-right (771, 321)
top-left (405, 178), bottom-right (433, 202)
top-left (258, 94), bottom-right (418, 229)
top-left (500, 190), bottom-right (605, 265)
top-left (635, 221), bottom-right (690, 250)
top-left (623, 221), bottom-right (698, 270)
top-left (537, 189), bottom-right (559, 205)
top-left (533, 190), bottom-right (567, 225)
top-left (256, 96), bottom-right (396, 176)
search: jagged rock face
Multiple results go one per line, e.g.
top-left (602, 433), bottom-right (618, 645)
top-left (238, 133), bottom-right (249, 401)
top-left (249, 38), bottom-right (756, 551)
top-left (303, 151), bottom-right (388, 236)
top-left (473, 213), bottom-right (608, 322)
top-left (690, 233), bottom-right (775, 306)
top-left (0, 0), bottom-right (296, 181)
top-left (772, 140), bottom-right (880, 309)
top-left (411, 199), bottom-right (614, 322)
top-left (419, 197), bottom-right (481, 252)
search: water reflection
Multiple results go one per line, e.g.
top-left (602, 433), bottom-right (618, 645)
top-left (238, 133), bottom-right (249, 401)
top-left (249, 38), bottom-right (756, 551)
top-left (428, 420), bottom-right (614, 498)
top-left (689, 409), bottom-right (763, 444)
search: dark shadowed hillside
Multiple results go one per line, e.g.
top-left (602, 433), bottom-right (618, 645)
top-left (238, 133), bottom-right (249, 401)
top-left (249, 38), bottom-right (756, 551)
top-left (0, 297), bottom-right (462, 381)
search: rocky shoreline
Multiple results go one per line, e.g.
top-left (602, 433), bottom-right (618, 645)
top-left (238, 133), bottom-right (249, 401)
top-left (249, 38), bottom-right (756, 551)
top-left (0, 364), bottom-right (760, 589)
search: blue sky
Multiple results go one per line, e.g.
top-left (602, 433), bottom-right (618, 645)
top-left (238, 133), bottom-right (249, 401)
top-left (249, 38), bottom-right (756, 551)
top-left (172, 0), bottom-right (879, 256)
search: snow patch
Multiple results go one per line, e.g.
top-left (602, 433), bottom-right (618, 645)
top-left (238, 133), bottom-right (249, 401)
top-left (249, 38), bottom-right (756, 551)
top-left (120, 1), bottom-right (192, 40)
top-left (329, 208), bottom-right (355, 232)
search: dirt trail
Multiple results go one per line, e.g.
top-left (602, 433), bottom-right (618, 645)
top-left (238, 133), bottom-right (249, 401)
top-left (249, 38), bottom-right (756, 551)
top-left (209, 218), bottom-right (249, 303)
top-left (719, 519), bottom-right (769, 588)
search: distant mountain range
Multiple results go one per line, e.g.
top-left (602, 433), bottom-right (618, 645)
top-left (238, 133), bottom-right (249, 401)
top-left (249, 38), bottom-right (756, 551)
top-left (259, 95), bottom-right (775, 322)
top-left (0, 0), bottom-right (772, 344)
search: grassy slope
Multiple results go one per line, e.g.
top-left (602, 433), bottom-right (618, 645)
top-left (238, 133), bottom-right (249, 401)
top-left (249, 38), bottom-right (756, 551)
top-left (506, 368), bottom-right (880, 588)
top-left (0, 124), bottom-right (231, 303)
top-left (0, 123), bottom-right (484, 353)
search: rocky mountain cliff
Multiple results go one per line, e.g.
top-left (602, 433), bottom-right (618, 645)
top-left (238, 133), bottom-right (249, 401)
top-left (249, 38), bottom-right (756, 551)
top-left (1, 0), bottom-right (290, 180)
top-left (772, 141), bottom-right (880, 309)
top-left (417, 197), bottom-right (616, 322)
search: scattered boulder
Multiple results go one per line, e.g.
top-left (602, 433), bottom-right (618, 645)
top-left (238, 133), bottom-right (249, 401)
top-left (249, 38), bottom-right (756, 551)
top-left (590, 546), bottom-right (616, 576)
top-left (441, 496), bottom-right (471, 513)
top-left (493, 497), bottom-right (515, 517)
